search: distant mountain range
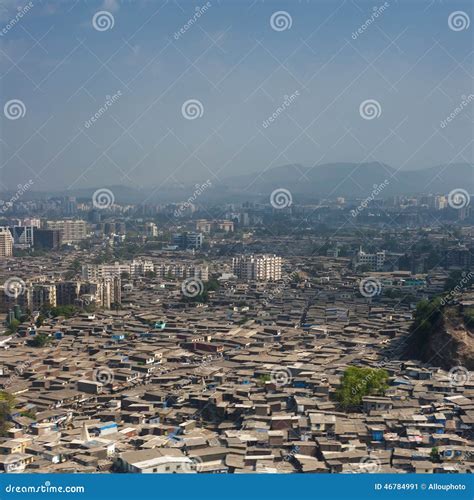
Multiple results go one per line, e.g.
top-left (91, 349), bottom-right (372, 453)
top-left (217, 162), bottom-right (474, 201)
top-left (7, 162), bottom-right (474, 204)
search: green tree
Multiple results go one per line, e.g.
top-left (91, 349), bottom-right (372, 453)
top-left (7, 318), bottom-right (20, 333)
top-left (28, 333), bottom-right (51, 348)
top-left (430, 447), bottom-right (441, 463)
top-left (335, 366), bottom-right (389, 411)
top-left (49, 305), bottom-right (78, 318)
top-left (0, 391), bottom-right (15, 436)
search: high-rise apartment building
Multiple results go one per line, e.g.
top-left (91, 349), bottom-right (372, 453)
top-left (144, 222), bottom-right (158, 238)
top-left (232, 254), bottom-right (282, 281)
top-left (0, 227), bottom-right (14, 257)
top-left (28, 284), bottom-right (57, 310)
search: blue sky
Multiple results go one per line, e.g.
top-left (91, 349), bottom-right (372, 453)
top-left (0, 0), bottom-right (473, 191)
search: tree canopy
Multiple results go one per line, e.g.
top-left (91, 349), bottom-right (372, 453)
top-left (335, 366), bottom-right (389, 410)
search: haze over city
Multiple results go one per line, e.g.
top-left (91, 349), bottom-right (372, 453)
top-left (0, 0), bottom-right (473, 193)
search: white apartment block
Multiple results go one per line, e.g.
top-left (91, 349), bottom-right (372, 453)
top-left (154, 264), bottom-right (209, 281)
top-left (82, 259), bottom-right (154, 280)
top-left (0, 227), bottom-right (14, 257)
top-left (232, 254), bottom-right (282, 281)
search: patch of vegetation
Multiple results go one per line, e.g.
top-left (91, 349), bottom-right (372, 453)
top-left (335, 366), bottom-right (389, 411)
top-left (46, 305), bottom-right (78, 318)
top-left (27, 333), bottom-right (51, 348)
top-left (407, 297), bottom-right (443, 354)
top-left (0, 391), bottom-right (15, 436)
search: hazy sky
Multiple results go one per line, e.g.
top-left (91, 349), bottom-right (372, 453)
top-left (0, 0), bottom-right (473, 192)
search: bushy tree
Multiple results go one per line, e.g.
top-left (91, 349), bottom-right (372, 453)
top-left (335, 366), bottom-right (389, 410)
top-left (28, 333), bottom-right (51, 348)
top-left (0, 391), bottom-right (15, 436)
